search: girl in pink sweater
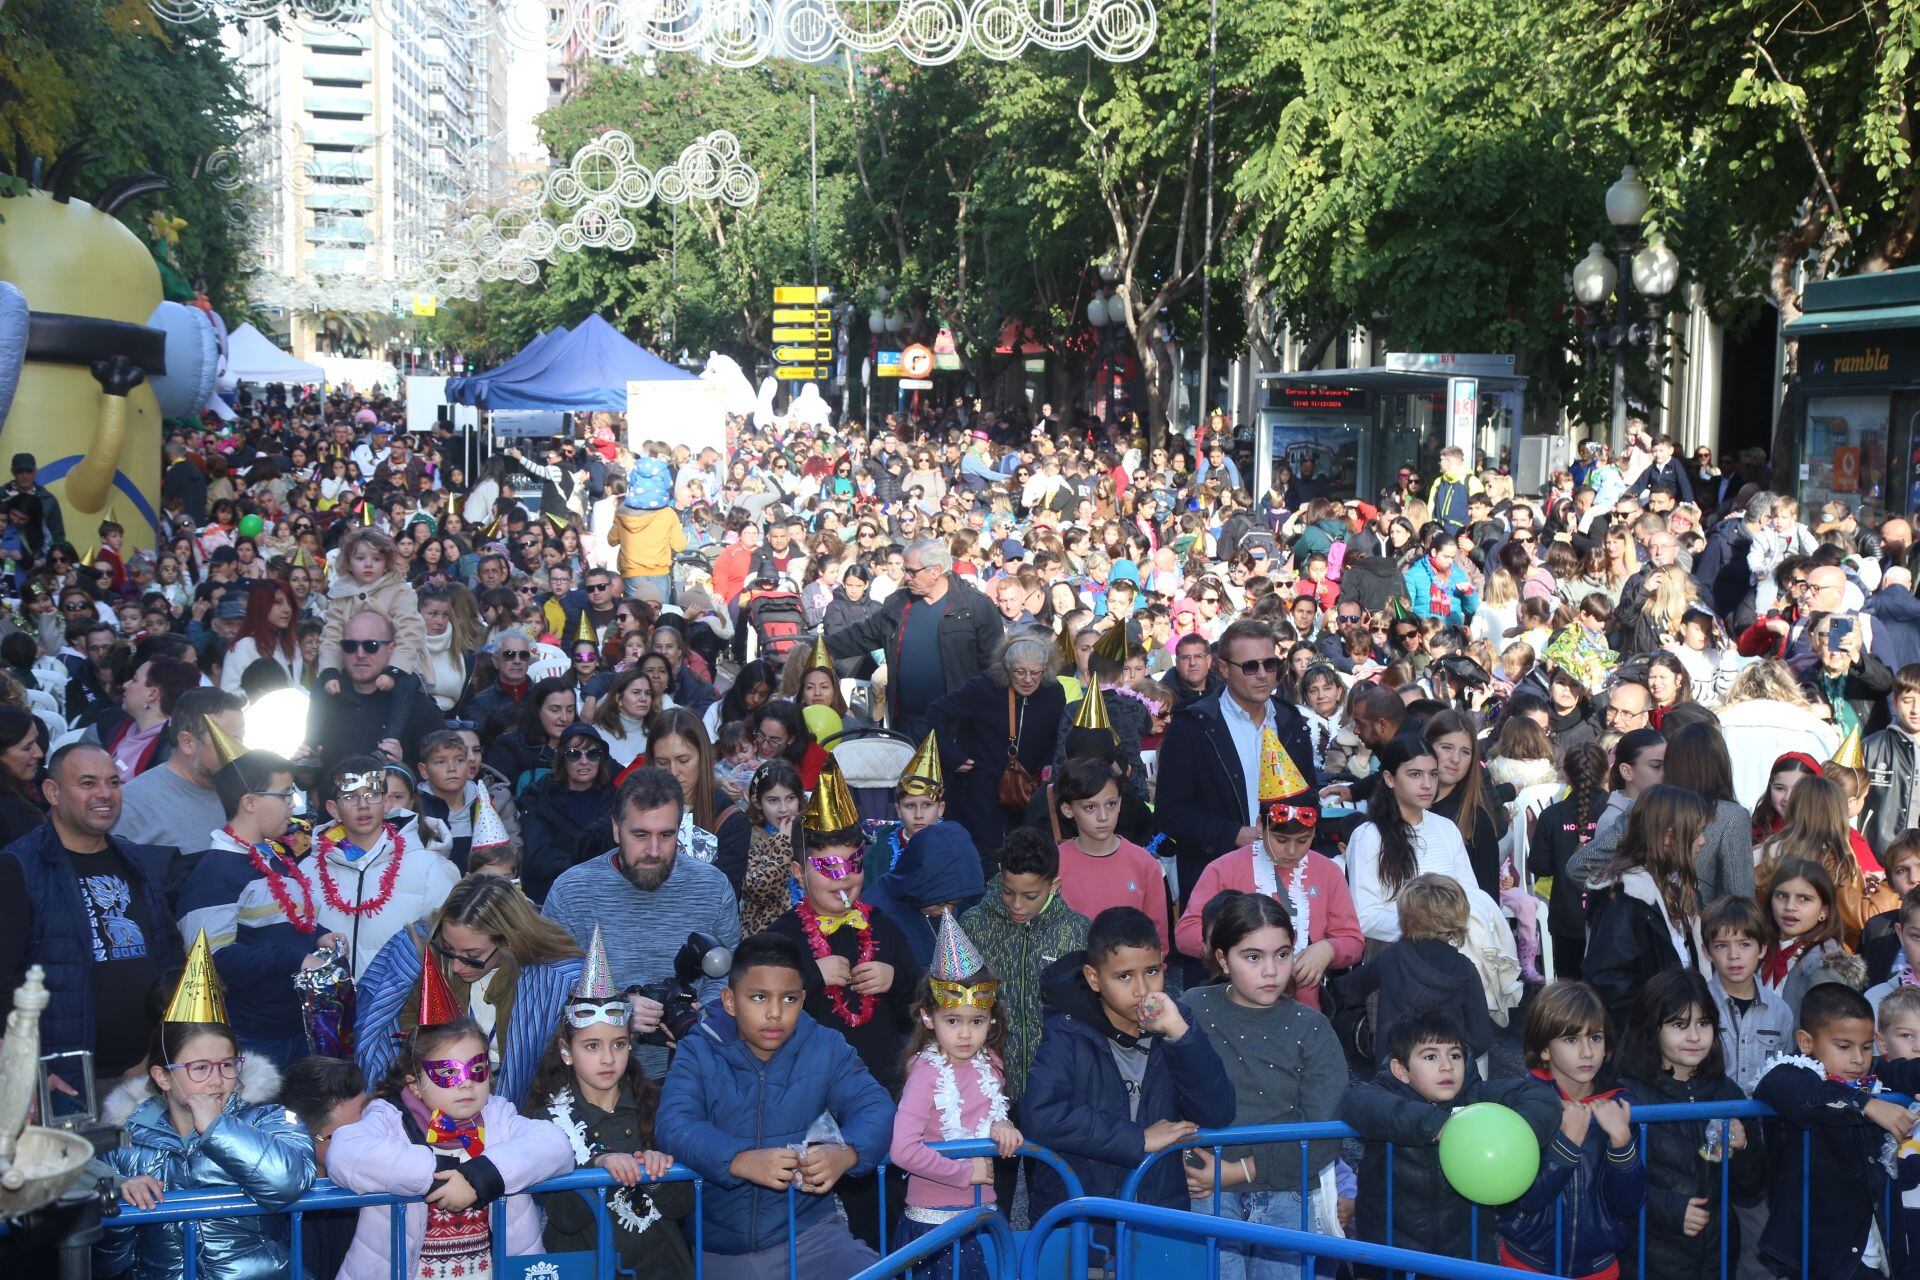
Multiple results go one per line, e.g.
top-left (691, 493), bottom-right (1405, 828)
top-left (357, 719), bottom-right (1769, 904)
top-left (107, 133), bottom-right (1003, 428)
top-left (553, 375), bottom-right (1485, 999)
top-left (888, 913), bottom-right (1024, 1280)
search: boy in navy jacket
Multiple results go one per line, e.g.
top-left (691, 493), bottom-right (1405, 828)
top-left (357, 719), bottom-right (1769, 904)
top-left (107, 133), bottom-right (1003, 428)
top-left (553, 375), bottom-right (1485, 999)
top-left (1020, 906), bottom-right (1236, 1223)
top-left (656, 931), bottom-right (895, 1280)
top-left (1754, 981), bottom-right (1920, 1280)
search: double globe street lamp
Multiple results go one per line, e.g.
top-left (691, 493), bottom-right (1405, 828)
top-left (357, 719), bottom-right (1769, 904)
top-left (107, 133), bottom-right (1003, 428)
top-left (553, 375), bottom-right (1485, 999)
top-left (1087, 257), bottom-right (1127, 424)
top-left (1571, 165), bottom-right (1682, 452)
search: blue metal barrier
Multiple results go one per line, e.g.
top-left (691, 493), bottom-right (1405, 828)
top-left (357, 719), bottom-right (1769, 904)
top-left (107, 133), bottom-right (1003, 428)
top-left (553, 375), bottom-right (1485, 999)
top-left (1021, 1197), bottom-right (1573, 1280)
top-left (848, 1205), bottom-right (1018, 1280)
top-left (97, 1140), bottom-right (1086, 1280)
top-left (1112, 1097), bottom-right (1916, 1280)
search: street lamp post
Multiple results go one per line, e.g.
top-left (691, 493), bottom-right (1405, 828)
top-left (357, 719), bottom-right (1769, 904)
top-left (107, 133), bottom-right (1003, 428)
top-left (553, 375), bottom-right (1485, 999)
top-left (1088, 257), bottom-right (1124, 425)
top-left (1570, 166), bottom-right (1680, 453)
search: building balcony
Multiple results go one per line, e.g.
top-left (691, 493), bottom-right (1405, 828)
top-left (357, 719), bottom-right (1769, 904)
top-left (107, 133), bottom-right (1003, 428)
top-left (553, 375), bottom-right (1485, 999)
top-left (307, 158), bottom-right (374, 182)
top-left (300, 28), bottom-right (367, 52)
top-left (305, 192), bottom-right (374, 212)
top-left (304, 57), bottom-right (372, 85)
top-left (306, 220), bottom-right (371, 243)
top-left (304, 123), bottom-right (376, 149)
top-left (304, 94), bottom-right (372, 117)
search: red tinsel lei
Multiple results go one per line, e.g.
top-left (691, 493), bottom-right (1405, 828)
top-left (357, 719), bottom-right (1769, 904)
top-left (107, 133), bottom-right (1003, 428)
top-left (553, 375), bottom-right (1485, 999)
top-left (315, 823), bottom-right (407, 918)
top-left (222, 826), bottom-right (316, 934)
top-left (797, 900), bottom-right (878, 1028)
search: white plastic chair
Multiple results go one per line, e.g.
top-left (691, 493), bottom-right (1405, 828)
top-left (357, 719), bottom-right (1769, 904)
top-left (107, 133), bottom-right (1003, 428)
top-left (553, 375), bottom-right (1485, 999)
top-left (23, 686), bottom-right (57, 717)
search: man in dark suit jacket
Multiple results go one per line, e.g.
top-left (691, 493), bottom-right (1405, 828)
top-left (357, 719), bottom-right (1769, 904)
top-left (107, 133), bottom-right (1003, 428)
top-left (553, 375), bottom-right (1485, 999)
top-left (1154, 618), bottom-right (1316, 945)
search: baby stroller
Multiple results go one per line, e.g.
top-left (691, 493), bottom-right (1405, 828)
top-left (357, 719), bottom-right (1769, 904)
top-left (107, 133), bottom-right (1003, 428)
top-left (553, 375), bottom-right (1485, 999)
top-left (745, 589), bottom-right (808, 663)
top-left (821, 726), bottom-right (917, 826)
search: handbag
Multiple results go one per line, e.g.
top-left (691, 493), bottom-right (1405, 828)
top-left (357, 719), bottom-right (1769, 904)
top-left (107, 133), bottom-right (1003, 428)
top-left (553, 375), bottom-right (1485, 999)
top-left (997, 686), bottom-right (1039, 809)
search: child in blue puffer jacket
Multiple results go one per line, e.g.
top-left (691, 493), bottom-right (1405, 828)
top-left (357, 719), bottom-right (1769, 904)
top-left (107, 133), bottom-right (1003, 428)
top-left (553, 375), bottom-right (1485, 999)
top-left (1497, 980), bottom-right (1646, 1278)
top-left (655, 930), bottom-right (895, 1280)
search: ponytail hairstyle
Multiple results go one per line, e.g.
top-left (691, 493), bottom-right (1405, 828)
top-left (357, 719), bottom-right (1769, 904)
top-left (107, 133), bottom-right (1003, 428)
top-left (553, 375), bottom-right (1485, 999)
top-left (1751, 752), bottom-right (1823, 842)
top-left (376, 1015), bottom-right (488, 1103)
top-left (1609, 727), bottom-right (1667, 793)
top-left (1367, 734), bottom-right (1440, 895)
top-left (1562, 741), bottom-right (1610, 838)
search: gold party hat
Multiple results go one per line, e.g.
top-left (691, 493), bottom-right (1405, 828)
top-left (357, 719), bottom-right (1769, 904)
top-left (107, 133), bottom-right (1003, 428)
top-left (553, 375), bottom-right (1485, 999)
top-left (359, 501), bottom-right (374, 526)
top-left (544, 510), bottom-right (569, 533)
top-left (1832, 727), bottom-right (1866, 770)
top-left (805, 634), bottom-right (832, 672)
top-left (205, 716), bottom-right (249, 768)
top-left (290, 548), bottom-right (318, 571)
top-left (79, 545), bottom-right (97, 568)
top-left (165, 931), bottom-right (230, 1026)
top-left (1258, 726), bottom-right (1310, 802)
top-left (803, 757), bottom-right (861, 835)
top-left (899, 732), bottom-right (944, 797)
top-left (572, 610), bottom-right (598, 648)
top-left (1073, 676), bottom-right (1113, 735)
top-left (1092, 621), bottom-right (1133, 667)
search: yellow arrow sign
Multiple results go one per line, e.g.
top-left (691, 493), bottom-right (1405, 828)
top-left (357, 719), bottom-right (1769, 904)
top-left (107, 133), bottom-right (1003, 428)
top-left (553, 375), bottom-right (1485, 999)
top-left (773, 365), bottom-right (831, 380)
top-left (775, 346), bottom-right (834, 363)
top-left (772, 326), bottom-right (834, 343)
top-left (772, 307), bottom-right (834, 324)
top-left (773, 285), bottom-right (831, 304)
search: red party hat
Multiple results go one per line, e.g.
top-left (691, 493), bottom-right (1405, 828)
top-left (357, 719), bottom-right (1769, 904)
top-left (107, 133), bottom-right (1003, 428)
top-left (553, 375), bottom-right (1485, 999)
top-left (418, 937), bottom-right (460, 1028)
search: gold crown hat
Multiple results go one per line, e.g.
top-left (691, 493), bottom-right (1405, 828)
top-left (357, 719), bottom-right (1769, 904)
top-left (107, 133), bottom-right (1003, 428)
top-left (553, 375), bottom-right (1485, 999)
top-left (803, 757), bottom-right (862, 835)
top-left (929, 909), bottom-right (998, 1010)
top-left (804, 633), bottom-right (833, 673)
top-left (1258, 725), bottom-right (1311, 802)
top-left (471, 787), bottom-right (511, 850)
top-left (1092, 621), bottom-right (1133, 666)
top-left (899, 732), bottom-right (944, 798)
top-left (205, 716), bottom-right (250, 769)
top-left (1832, 727), bottom-right (1867, 770)
top-left (1073, 676), bottom-right (1114, 735)
top-left (165, 931), bottom-right (231, 1026)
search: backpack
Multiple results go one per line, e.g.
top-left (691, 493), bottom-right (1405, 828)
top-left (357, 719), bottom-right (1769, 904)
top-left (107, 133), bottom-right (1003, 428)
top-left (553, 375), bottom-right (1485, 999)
top-left (1431, 476), bottom-right (1471, 533)
top-left (622, 456), bottom-right (673, 511)
top-left (747, 591), bottom-right (808, 662)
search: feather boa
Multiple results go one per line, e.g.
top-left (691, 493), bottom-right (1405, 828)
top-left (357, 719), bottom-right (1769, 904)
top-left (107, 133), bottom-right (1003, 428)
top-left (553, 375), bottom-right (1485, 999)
top-left (544, 1087), bottom-right (662, 1236)
top-left (918, 1048), bottom-right (1009, 1141)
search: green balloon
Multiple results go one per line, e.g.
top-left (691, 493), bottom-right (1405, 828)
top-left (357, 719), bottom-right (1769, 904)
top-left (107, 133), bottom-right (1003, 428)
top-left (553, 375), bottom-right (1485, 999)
top-left (238, 514), bottom-right (264, 538)
top-left (1438, 1102), bottom-right (1540, 1206)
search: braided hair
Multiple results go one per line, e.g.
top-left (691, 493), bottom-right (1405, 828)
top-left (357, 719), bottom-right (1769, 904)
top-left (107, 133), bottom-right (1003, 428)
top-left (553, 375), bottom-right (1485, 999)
top-left (1562, 741), bottom-right (1609, 838)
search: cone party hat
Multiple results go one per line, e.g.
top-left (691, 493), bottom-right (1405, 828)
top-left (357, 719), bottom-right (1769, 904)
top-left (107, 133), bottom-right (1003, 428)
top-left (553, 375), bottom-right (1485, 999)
top-left (899, 732), bottom-right (944, 797)
top-left (803, 757), bottom-right (861, 834)
top-left (1092, 621), bottom-right (1132, 666)
top-left (1258, 726), bottom-right (1310, 802)
top-left (79, 545), bottom-right (97, 568)
top-left (575, 925), bottom-right (617, 1000)
top-left (470, 787), bottom-right (511, 850)
top-left (544, 510), bottom-right (569, 533)
top-left (1833, 727), bottom-right (1867, 770)
top-left (205, 716), bottom-right (249, 769)
top-left (418, 936), bottom-right (461, 1028)
top-left (929, 910), bottom-right (998, 1009)
top-left (805, 633), bottom-right (832, 672)
top-left (572, 609), bottom-right (598, 648)
top-left (1073, 676), bottom-right (1114, 734)
top-left (165, 931), bottom-right (230, 1025)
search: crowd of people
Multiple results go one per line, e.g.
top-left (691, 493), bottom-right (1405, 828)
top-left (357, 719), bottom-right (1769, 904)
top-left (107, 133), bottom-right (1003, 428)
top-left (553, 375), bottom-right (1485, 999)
top-left (3, 392), bottom-right (1920, 1280)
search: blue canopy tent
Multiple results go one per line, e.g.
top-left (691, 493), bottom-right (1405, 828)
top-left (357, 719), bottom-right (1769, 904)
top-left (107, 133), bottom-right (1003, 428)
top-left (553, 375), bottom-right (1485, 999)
top-left (446, 325), bottom-right (569, 405)
top-left (473, 314), bottom-right (695, 411)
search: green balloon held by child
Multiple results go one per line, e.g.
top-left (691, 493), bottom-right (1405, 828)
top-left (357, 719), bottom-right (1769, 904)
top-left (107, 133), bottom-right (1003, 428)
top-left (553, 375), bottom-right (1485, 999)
top-left (238, 514), bottom-right (264, 537)
top-left (1438, 1102), bottom-right (1539, 1205)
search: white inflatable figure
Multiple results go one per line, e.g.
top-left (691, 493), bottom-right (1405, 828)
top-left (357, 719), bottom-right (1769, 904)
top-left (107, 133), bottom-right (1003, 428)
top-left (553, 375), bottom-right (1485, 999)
top-left (701, 352), bottom-right (758, 418)
top-left (790, 382), bottom-right (831, 429)
top-left (754, 375), bottom-right (780, 428)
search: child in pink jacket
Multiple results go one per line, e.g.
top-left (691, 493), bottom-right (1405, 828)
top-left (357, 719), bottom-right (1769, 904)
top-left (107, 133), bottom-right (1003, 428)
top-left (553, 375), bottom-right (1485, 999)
top-left (327, 981), bottom-right (571, 1280)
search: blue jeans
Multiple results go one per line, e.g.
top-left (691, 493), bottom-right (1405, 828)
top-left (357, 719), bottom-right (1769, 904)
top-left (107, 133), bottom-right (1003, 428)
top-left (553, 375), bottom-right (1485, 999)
top-left (1189, 1187), bottom-right (1329, 1280)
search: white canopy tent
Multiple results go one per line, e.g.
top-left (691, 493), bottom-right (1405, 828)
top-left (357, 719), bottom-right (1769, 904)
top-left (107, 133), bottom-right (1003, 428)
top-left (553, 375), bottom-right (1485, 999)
top-left (225, 323), bottom-right (325, 385)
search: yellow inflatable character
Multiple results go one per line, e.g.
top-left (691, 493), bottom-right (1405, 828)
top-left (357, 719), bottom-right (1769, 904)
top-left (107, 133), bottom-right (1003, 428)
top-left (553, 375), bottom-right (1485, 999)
top-left (0, 153), bottom-right (215, 554)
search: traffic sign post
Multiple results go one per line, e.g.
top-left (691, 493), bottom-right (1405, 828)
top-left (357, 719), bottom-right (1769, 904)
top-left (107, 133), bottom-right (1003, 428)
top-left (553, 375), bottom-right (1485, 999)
top-left (773, 285), bottom-right (831, 305)
top-left (774, 365), bottom-right (833, 381)
top-left (772, 285), bottom-right (838, 386)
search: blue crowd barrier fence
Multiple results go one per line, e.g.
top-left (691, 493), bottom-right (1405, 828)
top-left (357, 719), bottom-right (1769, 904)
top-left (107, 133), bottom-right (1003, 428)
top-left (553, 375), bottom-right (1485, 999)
top-left (1114, 1097), bottom-right (1916, 1280)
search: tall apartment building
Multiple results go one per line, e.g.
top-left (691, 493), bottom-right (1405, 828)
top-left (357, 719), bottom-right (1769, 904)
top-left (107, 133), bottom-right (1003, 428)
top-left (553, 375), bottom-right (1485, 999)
top-left (229, 8), bottom-right (501, 346)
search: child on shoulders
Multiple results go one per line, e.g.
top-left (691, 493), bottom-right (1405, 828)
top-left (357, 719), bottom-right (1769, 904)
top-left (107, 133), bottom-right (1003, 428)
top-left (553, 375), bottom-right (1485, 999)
top-left (1345, 873), bottom-right (1494, 1071)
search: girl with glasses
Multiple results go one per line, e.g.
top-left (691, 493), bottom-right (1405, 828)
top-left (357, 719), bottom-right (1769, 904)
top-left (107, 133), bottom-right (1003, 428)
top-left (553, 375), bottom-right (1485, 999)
top-left (99, 947), bottom-right (317, 1280)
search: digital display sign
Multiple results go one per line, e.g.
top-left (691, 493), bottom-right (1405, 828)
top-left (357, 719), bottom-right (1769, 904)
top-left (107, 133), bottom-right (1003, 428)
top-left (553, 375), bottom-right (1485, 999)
top-left (1270, 384), bottom-right (1368, 413)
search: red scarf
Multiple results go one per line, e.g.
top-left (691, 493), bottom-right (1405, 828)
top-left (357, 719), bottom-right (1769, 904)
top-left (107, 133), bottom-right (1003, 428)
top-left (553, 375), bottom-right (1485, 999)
top-left (1761, 939), bottom-right (1806, 989)
top-left (1425, 555), bottom-right (1452, 619)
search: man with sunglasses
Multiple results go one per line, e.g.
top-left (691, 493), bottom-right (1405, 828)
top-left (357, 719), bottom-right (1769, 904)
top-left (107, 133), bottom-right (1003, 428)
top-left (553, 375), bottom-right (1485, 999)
top-left (463, 628), bottom-right (536, 726)
top-left (306, 611), bottom-right (447, 773)
top-left (541, 767), bottom-right (741, 1078)
top-left (1153, 618), bottom-right (1317, 945)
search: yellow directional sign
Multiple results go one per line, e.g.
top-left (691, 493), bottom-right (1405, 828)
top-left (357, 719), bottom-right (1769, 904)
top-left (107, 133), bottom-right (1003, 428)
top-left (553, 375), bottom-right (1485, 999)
top-left (773, 307), bottom-right (834, 325)
top-left (773, 285), bottom-right (831, 304)
top-left (772, 326), bottom-right (833, 343)
top-left (775, 346), bottom-right (834, 363)
top-left (773, 365), bottom-right (831, 381)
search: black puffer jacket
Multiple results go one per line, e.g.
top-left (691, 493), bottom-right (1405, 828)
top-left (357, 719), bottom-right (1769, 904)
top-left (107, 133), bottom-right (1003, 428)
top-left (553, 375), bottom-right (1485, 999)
top-left (1343, 1069), bottom-right (1560, 1261)
top-left (1336, 554), bottom-right (1410, 615)
top-left (1619, 1071), bottom-right (1763, 1280)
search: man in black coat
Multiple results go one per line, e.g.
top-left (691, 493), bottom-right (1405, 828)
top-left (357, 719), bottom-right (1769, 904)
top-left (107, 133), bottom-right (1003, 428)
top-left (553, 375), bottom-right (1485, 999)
top-left (825, 538), bottom-right (1003, 742)
top-left (161, 441), bottom-right (208, 526)
top-left (1693, 493), bottom-right (1770, 625)
top-left (3, 452), bottom-right (65, 544)
top-left (304, 611), bottom-right (446, 772)
top-left (1154, 618), bottom-right (1316, 938)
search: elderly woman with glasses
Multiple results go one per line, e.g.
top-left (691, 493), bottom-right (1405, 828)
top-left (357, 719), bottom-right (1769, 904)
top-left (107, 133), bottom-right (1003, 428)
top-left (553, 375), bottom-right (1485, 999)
top-left (926, 632), bottom-right (1066, 861)
top-left (351, 873), bottom-right (583, 1110)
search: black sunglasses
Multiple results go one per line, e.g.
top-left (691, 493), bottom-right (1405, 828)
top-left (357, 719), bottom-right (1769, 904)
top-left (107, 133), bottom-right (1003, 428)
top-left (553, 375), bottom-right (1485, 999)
top-left (1231, 657), bottom-right (1284, 677)
top-left (562, 746), bottom-right (607, 762)
top-left (339, 639), bottom-right (391, 655)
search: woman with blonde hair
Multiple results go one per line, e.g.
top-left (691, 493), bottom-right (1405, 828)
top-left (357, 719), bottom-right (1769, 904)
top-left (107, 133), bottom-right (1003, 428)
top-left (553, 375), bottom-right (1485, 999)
top-left (1473, 568), bottom-right (1520, 646)
top-left (1717, 659), bottom-right (1841, 807)
top-left (1754, 774), bottom-right (1891, 949)
top-left (350, 873), bottom-right (583, 1109)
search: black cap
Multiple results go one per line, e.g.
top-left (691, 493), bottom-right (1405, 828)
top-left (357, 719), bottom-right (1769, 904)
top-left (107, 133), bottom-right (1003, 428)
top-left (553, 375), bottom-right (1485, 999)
top-left (10, 454), bottom-right (34, 473)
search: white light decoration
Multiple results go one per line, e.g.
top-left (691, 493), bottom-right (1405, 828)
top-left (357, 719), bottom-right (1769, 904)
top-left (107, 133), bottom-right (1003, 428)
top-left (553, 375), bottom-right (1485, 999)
top-left (155, 0), bottom-right (1154, 65)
